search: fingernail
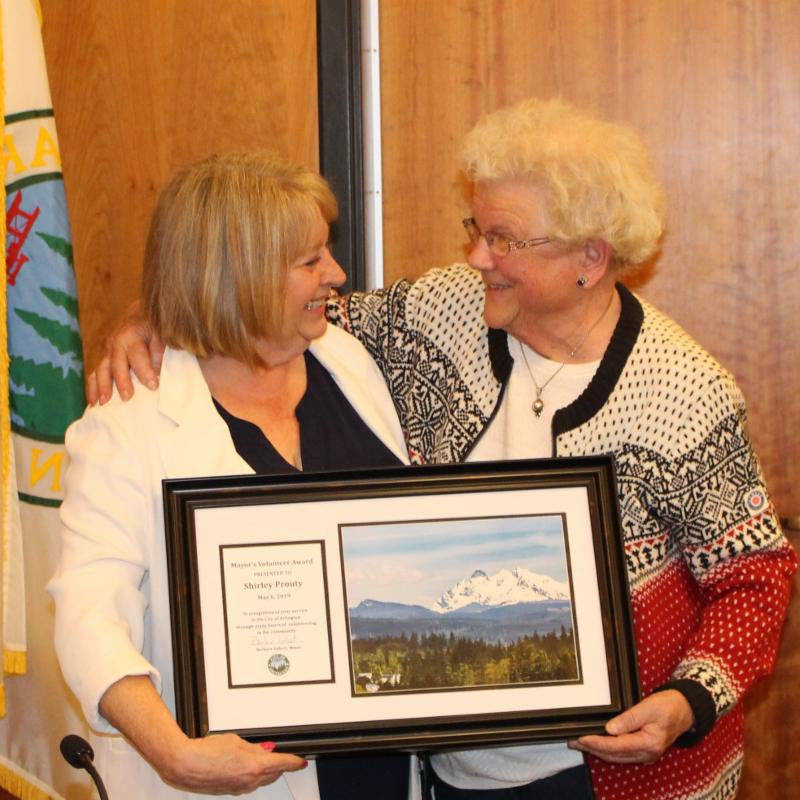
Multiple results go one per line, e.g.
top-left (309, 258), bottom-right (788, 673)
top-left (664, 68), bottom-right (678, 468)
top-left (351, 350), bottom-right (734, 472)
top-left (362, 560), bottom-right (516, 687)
top-left (100, 393), bottom-right (110, 404)
top-left (147, 378), bottom-right (158, 390)
top-left (259, 741), bottom-right (276, 751)
top-left (120, 389), bottom-right (131, 401)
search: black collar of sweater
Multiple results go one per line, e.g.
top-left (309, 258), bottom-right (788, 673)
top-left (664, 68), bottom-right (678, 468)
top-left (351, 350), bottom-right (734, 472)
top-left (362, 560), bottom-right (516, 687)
top-left (487, 283), bottom-right (644, 437)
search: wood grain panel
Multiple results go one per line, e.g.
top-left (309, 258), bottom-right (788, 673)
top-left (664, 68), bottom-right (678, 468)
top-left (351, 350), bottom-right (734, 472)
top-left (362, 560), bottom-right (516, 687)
top-left (379, 0), bottom-right (800, 518)
top-left (40, 0), bottom-right (319, 372)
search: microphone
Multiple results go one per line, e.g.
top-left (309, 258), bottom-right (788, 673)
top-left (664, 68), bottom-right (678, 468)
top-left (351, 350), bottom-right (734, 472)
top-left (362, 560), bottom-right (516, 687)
top-left (60, 734), bottom-right (110, 800)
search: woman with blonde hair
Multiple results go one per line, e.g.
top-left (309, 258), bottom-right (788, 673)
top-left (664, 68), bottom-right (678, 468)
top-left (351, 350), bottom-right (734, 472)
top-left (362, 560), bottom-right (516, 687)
top-left (93, 99), bottom-right (795, 800)
top-left (49, 151), bottom-right (412, 800)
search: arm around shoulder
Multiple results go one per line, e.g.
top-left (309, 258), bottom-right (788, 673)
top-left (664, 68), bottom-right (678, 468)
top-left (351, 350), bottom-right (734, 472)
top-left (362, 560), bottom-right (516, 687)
top-left (86, 299), bottom-right (164, 405)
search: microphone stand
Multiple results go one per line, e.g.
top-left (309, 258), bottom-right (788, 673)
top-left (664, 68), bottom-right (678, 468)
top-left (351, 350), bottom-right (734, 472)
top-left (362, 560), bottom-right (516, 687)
top-left (60, 734), bottom-right (110, 800)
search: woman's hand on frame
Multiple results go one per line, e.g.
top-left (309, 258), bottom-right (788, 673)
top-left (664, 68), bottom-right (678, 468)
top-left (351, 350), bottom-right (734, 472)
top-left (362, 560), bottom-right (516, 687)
top-left (567, 689), bottom-right (694, 764)
top-left (162, 733), bottom-right (307, 795)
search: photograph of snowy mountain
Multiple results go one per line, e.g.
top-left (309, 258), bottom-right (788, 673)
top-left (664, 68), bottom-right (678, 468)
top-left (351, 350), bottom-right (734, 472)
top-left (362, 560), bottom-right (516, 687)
top-left (339, 514), bottom-right (579, 694)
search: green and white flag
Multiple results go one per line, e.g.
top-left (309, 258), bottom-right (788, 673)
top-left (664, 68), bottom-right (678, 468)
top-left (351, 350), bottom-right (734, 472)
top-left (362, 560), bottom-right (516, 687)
top-left (2, 1), bottom-right (88, 796)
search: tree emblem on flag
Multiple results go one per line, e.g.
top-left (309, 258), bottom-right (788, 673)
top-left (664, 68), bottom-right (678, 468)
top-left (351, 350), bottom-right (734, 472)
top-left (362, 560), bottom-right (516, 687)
top-left (6, 182), bottom-right (85, 442)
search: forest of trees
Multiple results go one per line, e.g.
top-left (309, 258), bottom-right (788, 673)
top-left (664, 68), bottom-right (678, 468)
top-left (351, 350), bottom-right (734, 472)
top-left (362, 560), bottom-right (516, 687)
top-left (351, 628), bottom-right (578, 692)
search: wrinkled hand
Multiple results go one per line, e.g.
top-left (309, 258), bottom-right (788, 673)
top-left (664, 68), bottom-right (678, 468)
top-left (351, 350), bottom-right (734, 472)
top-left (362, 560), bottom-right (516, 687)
top-left (568, 690), bottom-right (694, 765)
top-left (162, 734), bottom-right (307, 795)
top-left (86, 300), bottom-right (165, 405)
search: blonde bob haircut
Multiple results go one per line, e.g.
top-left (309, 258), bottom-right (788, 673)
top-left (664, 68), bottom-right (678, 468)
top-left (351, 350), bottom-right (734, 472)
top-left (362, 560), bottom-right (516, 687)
top-left (142, 151), bottom-right (337, 365)
top-left (459, 98), bottom-right (666, 270)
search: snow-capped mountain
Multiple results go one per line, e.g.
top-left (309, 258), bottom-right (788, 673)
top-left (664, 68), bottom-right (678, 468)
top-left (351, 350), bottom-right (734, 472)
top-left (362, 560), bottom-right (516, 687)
top-left (430, 567), bottom-right (569, 613)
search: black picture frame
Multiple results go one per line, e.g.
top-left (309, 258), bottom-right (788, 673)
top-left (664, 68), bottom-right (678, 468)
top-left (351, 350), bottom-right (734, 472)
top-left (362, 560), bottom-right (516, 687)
top-left (163, 456), bottom-right (639, 755)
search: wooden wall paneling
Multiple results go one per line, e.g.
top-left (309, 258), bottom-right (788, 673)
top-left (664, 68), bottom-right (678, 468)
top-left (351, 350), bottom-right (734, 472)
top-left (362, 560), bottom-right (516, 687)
top-left (40, 0), bottom-right (319, 372)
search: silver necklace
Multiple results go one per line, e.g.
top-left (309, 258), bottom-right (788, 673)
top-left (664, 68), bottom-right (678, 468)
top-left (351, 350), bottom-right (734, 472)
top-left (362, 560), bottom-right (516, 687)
top-left (519, 292), bottom-right (615, 418)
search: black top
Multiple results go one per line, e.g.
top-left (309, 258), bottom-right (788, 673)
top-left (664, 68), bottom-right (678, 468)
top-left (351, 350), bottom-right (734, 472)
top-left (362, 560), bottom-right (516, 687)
top-left (212, 350), bottom-right (402, 474)
top-left (211, 349), bottom-right (408, 800)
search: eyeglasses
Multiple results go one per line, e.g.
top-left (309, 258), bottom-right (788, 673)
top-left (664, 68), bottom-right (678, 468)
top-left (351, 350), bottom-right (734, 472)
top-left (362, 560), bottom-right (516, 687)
top-left (462, 217), bottom-right (550, 257)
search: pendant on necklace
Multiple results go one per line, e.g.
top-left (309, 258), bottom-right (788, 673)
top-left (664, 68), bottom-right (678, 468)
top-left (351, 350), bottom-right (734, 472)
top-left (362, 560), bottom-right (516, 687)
top-left (532, 397), bottom-right (544, 417)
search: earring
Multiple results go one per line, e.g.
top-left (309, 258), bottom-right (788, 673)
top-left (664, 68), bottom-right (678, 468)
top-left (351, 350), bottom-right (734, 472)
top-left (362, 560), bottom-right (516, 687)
top-left (576, 275), bottom-right (588, 287)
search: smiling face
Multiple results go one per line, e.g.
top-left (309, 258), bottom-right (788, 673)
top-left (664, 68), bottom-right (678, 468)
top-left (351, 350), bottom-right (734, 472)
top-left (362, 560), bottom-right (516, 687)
top-left (262, 211), bottom-right (346, 364)
top-left (468, 179), bottom-right (588, 341)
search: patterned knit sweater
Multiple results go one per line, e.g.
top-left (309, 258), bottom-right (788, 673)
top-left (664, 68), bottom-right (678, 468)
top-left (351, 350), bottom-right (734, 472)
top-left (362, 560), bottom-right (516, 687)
top-left (327, 264), bottom-right (797, 800)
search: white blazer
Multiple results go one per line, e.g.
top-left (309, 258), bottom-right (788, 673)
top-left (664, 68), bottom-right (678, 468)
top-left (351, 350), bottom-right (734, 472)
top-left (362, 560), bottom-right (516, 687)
top-left (48, 326), bottom-right (410, 800)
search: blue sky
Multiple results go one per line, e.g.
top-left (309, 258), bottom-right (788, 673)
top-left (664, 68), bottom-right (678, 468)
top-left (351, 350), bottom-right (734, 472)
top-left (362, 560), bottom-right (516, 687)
top-left (339, 514), bottom-right (570, 607)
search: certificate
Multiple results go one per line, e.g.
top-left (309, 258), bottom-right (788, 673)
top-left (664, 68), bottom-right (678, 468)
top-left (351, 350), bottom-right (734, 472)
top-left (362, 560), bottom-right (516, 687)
top-left (164, 456), bottom-right (639, 754)
top-left (219, 541), bottom-right (334, 687)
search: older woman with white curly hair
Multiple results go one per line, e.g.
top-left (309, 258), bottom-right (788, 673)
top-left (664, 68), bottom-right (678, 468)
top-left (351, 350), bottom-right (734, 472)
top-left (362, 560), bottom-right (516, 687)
top-left (90, 98), bottom-right (796, 800)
